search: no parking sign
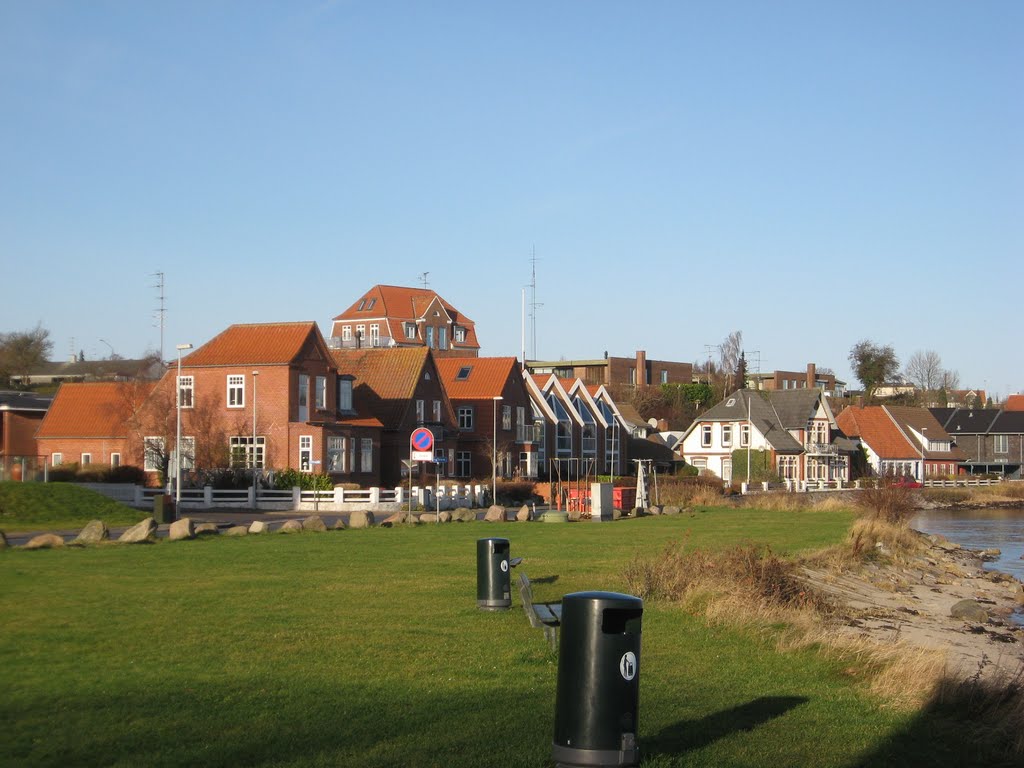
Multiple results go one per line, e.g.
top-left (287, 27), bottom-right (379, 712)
top-left (411, 427), bottom-right (434, 460)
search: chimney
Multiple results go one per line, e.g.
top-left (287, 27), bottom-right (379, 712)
top-left (636, 350), bottom-right (647, 388)
top-left (806, 362), bottom-right (817, 389)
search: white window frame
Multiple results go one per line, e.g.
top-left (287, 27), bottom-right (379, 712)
top-left (227, 375), bottom-right (245, 408)
top-left (458, 406), bottom-right (474, 430)
top-left (456, 450), bottom-right (472, 477)
top-left (404, 322), bottom-right (417, 340)
top-left (432, 400), bottom-right (442, 422)
top-left (110, 452), bottom-right (121, 468)
top-left (300, 435), bottom-right (313, 472)
top-left (51, 452), bottom-right (63, 466)
top-left (360, 438), bottom-right (373, 472)
top-left (454, 326), bottom-right (466, 343)
top-left (177, 436), bottom-right (195, 470)
top-left (502, 405), bottom-right (512, 431)
top-left (369, 324), bottom-right (380, 346)
top-left (721, 424), bottom-right (732, 448)
top-left (416, 399), bottom-right (425, 422)
top-left (230, 436), bottom-right (265, 469)
top-left (178, 375), bottom-right (194, 409)
top-left (81, 453), bottom-right (92, 465)
top-left (144, 436), bottom-right (165, 471)
top-left (438, 327), bottom-right (448, 350)
top-left (994, 434), bottom-right (1009, 454)
top-left (337, 378), bottom-right (354, 411)
top-left (701, 424), bottom-right (712, 448)
top-left (342, 326), bottom-right (352, 342)
top-left (740, 424), bottom-right (750, 448)
top-left (328, 436), bottom-right (347, 472)
top-left (315, 376), bottom-right (327, 410)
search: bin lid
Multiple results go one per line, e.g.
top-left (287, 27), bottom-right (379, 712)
top-left (563, 591), bottom-right (642, 608)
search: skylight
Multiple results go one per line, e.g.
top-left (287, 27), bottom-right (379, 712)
top-left (456, 366), bottom-right (472, 380)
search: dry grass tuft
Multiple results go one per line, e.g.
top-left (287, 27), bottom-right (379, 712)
top-left (857, 481), bottom-right (918, 524)
top-left (928, 660), bottom-right (1024, 756)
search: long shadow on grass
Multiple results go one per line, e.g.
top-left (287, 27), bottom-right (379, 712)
top-left (645, 696), bottom-right (809, 757)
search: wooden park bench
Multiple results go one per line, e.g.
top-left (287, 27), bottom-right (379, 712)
top-left (518, 572), bottom-right (562, 650)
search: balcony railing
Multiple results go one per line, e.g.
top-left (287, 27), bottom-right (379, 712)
top-left (328, 336), bottom-right (395, 349)
top-left (805, 442), bottom-right (838, 455)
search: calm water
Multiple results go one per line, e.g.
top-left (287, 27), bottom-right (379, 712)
top-left (911, 506), bottom-right (1024, 624)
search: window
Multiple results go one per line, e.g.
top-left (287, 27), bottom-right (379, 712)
top-left (315, 376), bottom-right (327, 410)
top-left (337, 377), bottom-right (353, 411)
top-left (328, 436), bottom-right (347, 472)
top-left (357, 299), bottom-right (366, 310)
top-left (701, 424), bottom-right (712, 447)
top-left (81, 453), bottom-right (92, 465)
top-left (458, 406), bottom-right (474, 430)
top-left (502, 405), bottom-right (512, 431)
top-left (438, 327), bottom-right (448, 350)
top-left (629, 367), bottom-right (637, 385)
top-left (994, 434), bottom-right (1009, 454)
top-left (230, 436), bottom-right (265, 469)
top-left (456, 451), bottom-right (472, 477)
top-left (811, 421), bottom-right (828, 445)
top-left (740, 424), bottom-right (750, 448)
top-left (51, 453), bottom-right (63, 466)
top-left (778, 455), bottom-right (799, 480)
top-left (660, 369), bottom-right (668, 384)
top-left (415, 399), bottom-right (425, 422)
top-left (425, 326), bottom-right (435, 348)
top-left (227, 375), bottom-right (245, 408)
top-left (300, 435), bottom-right (312, 471)
top-left (178, 375), bottom-right (194, 408)
top-left (556, 422), bottom-right (572, 456)
top-left (298, 374), bottom-right (309, 422)
top-left (456, 366), bottom-right (472, 380)
top-left (369, 324), bottom-right (380, 346)
top-left (404, 322), bottom-right (417, 340)
top-left (177, 437), bottom-right (195, 470)
top-left (360, 438), bottom-right (373, 472)
top-left (110, 452), bottom-right (121, 468)
top-left (342, 326), bottom-right (352, 341)
top-left (356, 324), bottom-right (365, 341)
top-left (721, 425), bottom-right (732, 448)
top-left (691, 458), bottom-right (708, 474)
top-left (144, 437), bottom-right (165, 471)
top-left (366, 298), bottom-right (376, 310)
top-left (432, 400), bottom-right (442, 422)
top-left (454, 326), bottom-right (467, 343)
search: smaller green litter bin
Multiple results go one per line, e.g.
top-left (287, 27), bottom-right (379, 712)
top-left (476, 538), bottom-right (511, 611)
top-left (153, 494), bottom-right (176, 524)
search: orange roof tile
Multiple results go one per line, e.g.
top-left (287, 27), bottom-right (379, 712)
top-left (436, 357), bottom-right (518, 399)
top-left (331, 347), bottom-right (430, 429)
top-left (1005, 395), bottom-right (1024, 412)
top-left (183, 322), bottom-right (323, 367)
top-left (835, 406), bottom-right (917, 459)
top-left (36, 382), bottom-right (155, 439)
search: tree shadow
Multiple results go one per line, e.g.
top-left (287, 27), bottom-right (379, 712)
top-left (646, 695), bottom-right (809, 757)
top-left (532, 574), bottom-right (559, 584)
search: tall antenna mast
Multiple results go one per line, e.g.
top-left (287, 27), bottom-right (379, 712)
top-left (703, 344), bottom-right (714, 385)
top-left (529, 247), bottom-right (542, 359)
top-left (418, 272), bottom-right (430, 289)
top-left (152, 271), bottom-right (166, 362)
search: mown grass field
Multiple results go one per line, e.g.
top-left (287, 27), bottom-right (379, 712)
top-left (0, 506), bottom-right (1005, 767)
top-left (0, 481), bottom-right (147, 532)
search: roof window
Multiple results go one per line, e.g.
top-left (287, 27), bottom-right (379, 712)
top-left (456, 366), bottom-right (472, 381)
top-left (366, 299), bottom-right (376, 310)
top-left (726, 398), bottom-right (736, 406)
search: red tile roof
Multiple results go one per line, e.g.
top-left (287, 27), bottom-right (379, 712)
top-left (436, 357), bottom-right (518, 399)
top-left (331, 347), bottom-right (431, 429)
top-left (36, 382), bottom-right (155, 439)
top-left (331, 285), bottom-right (480, 350)
top-left (1005, 395), bottom-right (1024, 412)
top-left (884, 405), bottom-right (965, 461)
top-left (182, 322), bottom-right (323, 367)
top-left (835, 406), bottom-right (917, 459)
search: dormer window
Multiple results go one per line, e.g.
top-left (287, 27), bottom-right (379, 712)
top-left (456, 366), bottom-right (472, 381)
top-left (454, 326), bottom-right (466, 343)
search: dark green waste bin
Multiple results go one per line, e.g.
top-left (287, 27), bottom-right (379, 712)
top-left (476, 538), bottom-right (511, 611)
top-left (153, 494), bottom-right (175, 524)
top-left (553, 591), bottom-right (643, 767)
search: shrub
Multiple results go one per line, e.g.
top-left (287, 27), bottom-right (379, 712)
top-left (655, 475), bottom-right (725, 507)
top-left (922, 488), bottom-right (971, 505)
top-left (495, 480), bottom-right (536, 505)
top-left (273, 468), bottom-right (333, 491)
top-left (857, 481), bottom-right (917, 524)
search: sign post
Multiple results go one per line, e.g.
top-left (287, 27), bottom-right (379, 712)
top-left (409, 428), bottom-right (435, 512)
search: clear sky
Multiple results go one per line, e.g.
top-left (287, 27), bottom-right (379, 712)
top-left (2, 2), bottom-right (1021, 397)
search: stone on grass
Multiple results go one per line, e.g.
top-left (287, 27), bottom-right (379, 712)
top-left (168, 518), bottom-right (195, 541)
top-left (516, 505), bottom-right (532, 522)
top-left (302, 515), bottom-right (328, 532)
top-left (279, 519), bottom-right (303, 533)
top-left (450, 508), bottom-right (475, 523)
top-left (419, 513), bottom-right (438, 523)
top-left (75, 519), bottom-right (109, 544)
top-left (649, 505), bottom-right (663, 516)
top-left (195, 522), bottom-right (219, 536)
top-left (248, 520), bottom-right (269, 534)
top-left (332, 519), bottom-right (347, 531)
top-left (349, 510), bottom-right (375, 529)
top-left (119, 517), bottom-right (158, 543)
top-left (224, 525), bottom-right (249, 536)
top-left (950, 599), bottom-right (990, 622)
top-left (663, 505), bottom-right (681, 516)
top-left (382, 511), bottom-right (416, 526)
top-left (24, 533), bottom-right (65, 550)
top-left (485, 505), bottom-right (507, 522)
top-left (438, 511), bottom-right (452, 523)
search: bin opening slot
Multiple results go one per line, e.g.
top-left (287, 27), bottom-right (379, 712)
top-left (602, 608), bottom-right (643, 634)
top-left (492, 542), bottom-right (509, 555)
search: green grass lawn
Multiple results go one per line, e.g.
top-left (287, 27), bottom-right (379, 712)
top-left (0, 481), bottom-right (148, 533)
top-left (0, 508), bottom-right (1004, 767)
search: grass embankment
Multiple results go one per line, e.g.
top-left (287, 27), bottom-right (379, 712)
top-left (0, 481), bottom-right (148, 533)
top-left (0, 504), bottom-right (1014, 767)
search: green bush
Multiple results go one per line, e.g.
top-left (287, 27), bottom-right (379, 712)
top-left (495, 480), bottom-right (537, 505)
top-left (273, 468), bottom-right (333, 491)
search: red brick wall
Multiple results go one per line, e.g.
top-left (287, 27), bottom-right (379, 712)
top-left (2, 412), bottom-right (45, 457)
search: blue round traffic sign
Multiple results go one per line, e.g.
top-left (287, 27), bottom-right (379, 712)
top-left (411, 428), bottom-right (434, 452)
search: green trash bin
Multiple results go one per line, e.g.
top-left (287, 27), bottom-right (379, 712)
top-left (476, 538), bottom-right (511, 611)
top-left (553, 591), bottom-right (643, 767)
top-left (153, 494), bottom-right (176, 524)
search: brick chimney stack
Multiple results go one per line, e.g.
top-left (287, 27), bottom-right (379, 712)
top-left (636, 350), bottom-right (647, 387)
top-left (806, 362), bottom-right (817, 389)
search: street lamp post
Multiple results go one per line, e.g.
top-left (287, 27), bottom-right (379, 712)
top-left (492, 395), bottom-right (503, 506)
top-left (252, 370), bottom-right (259, 509)
top-left (175, 343), bottom-right (193, 506)
top-left (920, 427), bottom-right (928, 482)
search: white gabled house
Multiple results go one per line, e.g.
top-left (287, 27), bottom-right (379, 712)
top-left (678, 389), bottom-right (854, 483)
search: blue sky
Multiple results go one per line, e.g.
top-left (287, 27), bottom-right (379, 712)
top-left (2, 2), bottom-right (1021, 397)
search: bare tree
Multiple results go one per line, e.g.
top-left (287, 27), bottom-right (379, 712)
top-left (0, 323), bottom-right (53, 385)
top-left (940, 369), bottom-right (960, 391)
top-left (904, 350), bottom-right (944, 392)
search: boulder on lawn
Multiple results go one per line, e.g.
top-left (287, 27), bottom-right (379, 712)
top-left (118, 517), bottom-right (158, 543)
top-left (663, 505), bottom-right (681, 516)
top-left (248, 520), bottom-right (269, 534)
top-left (382, 511), bottom-right (416, 526)
top-left (349, 510), bottom-right (375, 529)
top-left (950, 599), bottom-right (990, 622)
top-left (74, 519), bottom-right (109, 544)
top-left (450, 508), bottom-right (476, 523)
top-left (195, 522), bottom-right (220, 536)
top-left (485, 505), bottom-right (507, 522)
top-left (302, 515), bottom-right (328, 532)
top-left (168, 518), bottom-right (195, 541)
top-left (438, 511), bottom-right (452, 523)
top-left (24, 533), bottom-right (65, 550)
top-left (516, 505), bottom-right (532, 522)
top-left (224, 525), bottom-right (249, 536)
top-left (279, 519), bottom-right (303, 533)
top-left (331, 519), bottom-right (347, 531)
